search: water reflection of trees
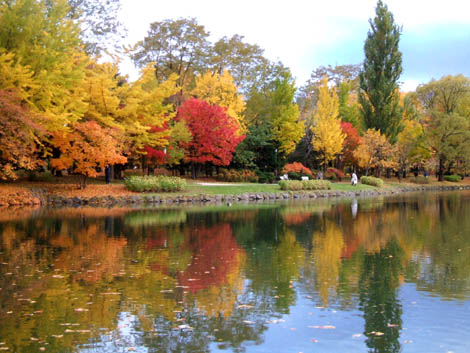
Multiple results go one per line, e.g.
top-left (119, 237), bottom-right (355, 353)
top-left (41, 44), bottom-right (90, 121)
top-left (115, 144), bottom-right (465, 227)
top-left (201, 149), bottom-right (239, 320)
top-left (1, 194), bottom-right (470, 351)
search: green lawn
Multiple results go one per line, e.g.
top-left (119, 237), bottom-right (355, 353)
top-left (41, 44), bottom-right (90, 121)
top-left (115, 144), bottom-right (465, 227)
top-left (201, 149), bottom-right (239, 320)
top-left (179, 181), bottom-right (378, 195)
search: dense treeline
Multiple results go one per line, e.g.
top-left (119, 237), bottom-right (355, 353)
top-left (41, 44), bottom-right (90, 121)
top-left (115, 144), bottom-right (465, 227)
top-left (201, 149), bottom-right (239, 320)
top-left (1, 0), bottom-right (469, 187)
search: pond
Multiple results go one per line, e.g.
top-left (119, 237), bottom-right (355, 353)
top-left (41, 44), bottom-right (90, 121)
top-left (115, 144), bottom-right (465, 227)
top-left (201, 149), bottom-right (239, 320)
top-left (1, 192), bottom-right (470, 352)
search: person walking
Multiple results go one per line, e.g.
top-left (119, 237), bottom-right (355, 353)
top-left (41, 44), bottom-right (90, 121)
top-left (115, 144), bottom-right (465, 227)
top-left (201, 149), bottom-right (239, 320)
top-left (351, 172), bottom-right (358, 186)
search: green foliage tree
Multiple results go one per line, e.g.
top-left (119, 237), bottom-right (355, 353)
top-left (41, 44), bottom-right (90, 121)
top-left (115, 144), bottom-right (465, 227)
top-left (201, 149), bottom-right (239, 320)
top-left (131, 18), bottom-right (210, 105)
top-left (415, 75), bottom-right (470, 180)
top-left (359, 0), bottom-right (403, 143)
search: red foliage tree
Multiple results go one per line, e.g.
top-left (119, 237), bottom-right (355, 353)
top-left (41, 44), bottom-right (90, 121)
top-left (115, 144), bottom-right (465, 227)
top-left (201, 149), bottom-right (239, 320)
top-left (340, 122), bottom-right (362, 168)
top-left (177, 98), bottom-right (244, 178)
top-left (144, 123), bottom-right (170, 165)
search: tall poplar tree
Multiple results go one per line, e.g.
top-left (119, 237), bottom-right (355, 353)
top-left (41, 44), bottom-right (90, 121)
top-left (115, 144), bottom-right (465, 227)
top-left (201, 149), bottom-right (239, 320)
top-left (359, 0), bottom-right (403, 143)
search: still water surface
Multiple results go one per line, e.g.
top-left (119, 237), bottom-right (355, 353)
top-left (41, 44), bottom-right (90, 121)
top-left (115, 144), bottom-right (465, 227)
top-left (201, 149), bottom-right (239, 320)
top-left (1, 192), bottom-right (470, 352)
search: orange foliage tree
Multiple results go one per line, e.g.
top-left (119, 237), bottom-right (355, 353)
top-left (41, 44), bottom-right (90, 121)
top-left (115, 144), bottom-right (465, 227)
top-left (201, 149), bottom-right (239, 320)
top-left (0, 89), bottom-right (45, 180)
top-left (51, 121), bottom-right (127, 188)
top-left (282, 162), bottom-right (313, 176)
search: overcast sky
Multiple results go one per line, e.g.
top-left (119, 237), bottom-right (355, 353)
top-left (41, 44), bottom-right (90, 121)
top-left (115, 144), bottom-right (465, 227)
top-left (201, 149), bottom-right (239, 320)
top-left (119, 0), bottom-right (470, 91)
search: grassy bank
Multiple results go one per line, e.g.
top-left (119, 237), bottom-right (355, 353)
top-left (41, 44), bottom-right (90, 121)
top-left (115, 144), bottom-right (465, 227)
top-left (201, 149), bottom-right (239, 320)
top-left (0, 175), bottom-right (469, 206)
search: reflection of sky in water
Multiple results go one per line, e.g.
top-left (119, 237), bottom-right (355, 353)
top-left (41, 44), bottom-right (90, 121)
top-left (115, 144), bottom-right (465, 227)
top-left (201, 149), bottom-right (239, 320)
top-left (79, 312), bottom-right (148, 353)
top-left (2, 192), bottom-right (470, 352)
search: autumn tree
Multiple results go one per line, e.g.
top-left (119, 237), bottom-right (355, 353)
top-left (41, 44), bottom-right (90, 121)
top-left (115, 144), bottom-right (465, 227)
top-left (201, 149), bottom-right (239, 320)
top-left (118, 64), bottom-right (179, 158)
top-left (177, 98), bottom-right (244, 178)
top-left (0, 90), bottom-right (45, 180)
top-left (298, 64), bottom-right (361, 120)
top-left (395, 119), bottom-right (428, 179)
top-left (354, 129), bottom-right (396, 177)
top-left (269, 73), bottom-right (304, 157)
top-left (191, 70), bottom-right (245, 132)
top-left (0, 0), bottom-right (88, 132)
top-left (415, 75), bottom-right (470, 180)
top-left (311, 77), bottom-right (345, 171)
top-left (51, 121), bottom-right (127, 188)
top-left (359, 0), bottom-right (403, 143)
top-left (340, 122), bottom-right (362, 170)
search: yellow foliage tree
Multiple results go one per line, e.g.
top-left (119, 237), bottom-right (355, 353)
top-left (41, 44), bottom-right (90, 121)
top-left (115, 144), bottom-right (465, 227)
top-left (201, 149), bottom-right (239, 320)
top-left (311, 77), bottom-right (345, 170)
top-left (354, 129), bottom-right (396, 176)
top-left (118, 64), bottom-right (179, 155)
top-left (191, 70), bottom-right (245, 132)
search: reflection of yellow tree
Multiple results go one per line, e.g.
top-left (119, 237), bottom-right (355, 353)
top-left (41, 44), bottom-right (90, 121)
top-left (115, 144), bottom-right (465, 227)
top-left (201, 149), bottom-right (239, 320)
top-left (191, 250), bottom-right (246, 319)
top-left (276, 230), bottom-right (305, 283)
top-left (312, 221), bottom-right (344, 306)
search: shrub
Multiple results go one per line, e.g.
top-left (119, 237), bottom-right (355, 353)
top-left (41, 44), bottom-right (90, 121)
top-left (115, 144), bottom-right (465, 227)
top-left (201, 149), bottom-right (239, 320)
top-left (27, 171), bottom-right (55, 182)
top-left (282, 162), bottom-right (313, 176)
top-left (257, 171), bottom-right (275, 183)
top-left (278, 179), bottom-right (331, 191)
top-left (360, 176), bottom-right (384, 187)
top-left (287, 172), bottom-right (312, 180)
top-left (325, 171), bottom-right (337, 181)
top-left (124, 175), bottom-right (186, 192)
top-left (327, 168), bottom-right (345, 181)
top-left (301, 180), bottom-right (332, 190)
top-left (279, 180), bottom-right (303, 190)
top-left (409, 176), bottom-right (430, 184)
top-left (154, 168), bottom-right (171, 176)
top-left (218, 169), bottom-right (259, 182)
top-left (443, 174), bottom-right (461, 182)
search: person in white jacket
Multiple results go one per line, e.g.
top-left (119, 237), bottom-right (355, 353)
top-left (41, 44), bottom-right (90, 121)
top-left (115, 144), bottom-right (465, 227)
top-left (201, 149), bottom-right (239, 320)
top-left (351, 172), bottom-right (358, 186)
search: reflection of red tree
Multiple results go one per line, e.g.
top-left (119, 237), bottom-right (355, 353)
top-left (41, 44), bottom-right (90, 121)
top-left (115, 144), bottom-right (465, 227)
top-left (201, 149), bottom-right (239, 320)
top-left (146, 229), bottom-right (168, 250)
top-left (341, 234), bottom-right (361, 259)
top-left (178, 223), bottom-right (243, 293)
top-left (282, 212), bottom-right (311, 225)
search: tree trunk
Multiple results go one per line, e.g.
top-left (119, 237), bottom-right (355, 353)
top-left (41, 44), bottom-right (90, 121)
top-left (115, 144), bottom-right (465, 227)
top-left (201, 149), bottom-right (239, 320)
top-left (191, 162), bottom-right (196, 179)
top-left (79, 174), bottom-right (88, 189)
top-left (438, 158), bottom-right (444, 181)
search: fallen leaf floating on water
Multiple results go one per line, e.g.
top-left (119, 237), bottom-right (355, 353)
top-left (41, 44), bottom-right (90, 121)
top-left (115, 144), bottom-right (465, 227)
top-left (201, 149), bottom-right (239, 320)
top-left (39, 348), bottom-right (45, 351)
top-left (74, 308), bottom-right (89, 312)
top-left (387, 323), bottom-right (399, 328)
top-left (243, 320), bottom-right (255, 325)
top-left (0, 348), bottom-right (9, 351)
top-left (237, 305), bottom-right (254, 309)
top-left (311, 339), bottom-right (318, 343)
top-left (65, 329), bottom-right (91, 333)
top-left (52, 275), bottom-right (64, 279)
top-left (177, 325), bottom-right (193, 330)
top-left (352, 334), bottom-right (363, 338)
top-left (309, 325), bottom-right (336, 329)
top-left (30, 338), bottom-right (39, 341)
top-left (51, 335), bottom-right (63, 338)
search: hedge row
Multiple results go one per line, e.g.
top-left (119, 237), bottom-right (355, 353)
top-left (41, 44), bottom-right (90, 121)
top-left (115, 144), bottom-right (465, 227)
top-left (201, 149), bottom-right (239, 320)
top-left (409, 176), bottom-right (430, 184)
top-left (278, 180), bottom-right (332, 191)
top-left (360, 176), bottom-right (384, 187)
top-left (443, 174), bottom-right (461, 182)
top-left (124, 175), bottom-right (186, 192)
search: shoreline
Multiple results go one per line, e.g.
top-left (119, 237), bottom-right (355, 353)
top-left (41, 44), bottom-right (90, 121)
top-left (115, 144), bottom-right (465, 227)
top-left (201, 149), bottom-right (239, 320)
top-left (9, 183), bottom-right (470, 208)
